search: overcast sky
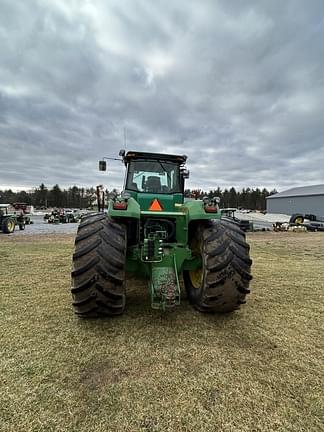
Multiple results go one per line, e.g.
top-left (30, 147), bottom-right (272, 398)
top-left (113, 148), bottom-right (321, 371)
top-left (1, 0), bottom-right (324, 192)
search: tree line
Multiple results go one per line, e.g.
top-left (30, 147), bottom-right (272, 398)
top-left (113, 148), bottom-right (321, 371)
top-left (0, 184), bottom-right (97, 209)
top-left (0, 183), bottom-right (277, 210)
top-left (186, 187), bottom-right (277, 210)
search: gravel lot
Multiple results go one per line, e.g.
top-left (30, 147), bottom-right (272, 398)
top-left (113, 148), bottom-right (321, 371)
top-left (2, 211), bottom-right (291, 236)
top-left (13, 215), bottom-right (78, 236)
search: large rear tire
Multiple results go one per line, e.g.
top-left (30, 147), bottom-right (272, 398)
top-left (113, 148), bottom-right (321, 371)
top-left (184, 219), bottom-right (252, 313)
top-left (2, 218), bottom-right (16, 234)
top-left (71, 213), bottom-right (127, 317)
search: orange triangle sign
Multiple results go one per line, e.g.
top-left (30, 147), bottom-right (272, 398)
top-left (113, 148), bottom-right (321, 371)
top-left (149, 199), bottom-right (163, 211)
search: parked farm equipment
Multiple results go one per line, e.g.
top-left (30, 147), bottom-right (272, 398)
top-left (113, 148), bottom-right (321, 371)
top-left (0, 204), bottom-right (27, 233)
top-left (70, 150), bottom-right (252, 317)
top-left (273, 221), bottom-right (307, 232)
top-left (289, 213), bottom-right (324, 231)
top-left (273, 213), bottom-right (324, 232)
top-left (220, 208), bottom-right (253, 232)
top-left (11, 203), bottom-right (33, 225)
top-left (44, 209), bottom-right (81, 224)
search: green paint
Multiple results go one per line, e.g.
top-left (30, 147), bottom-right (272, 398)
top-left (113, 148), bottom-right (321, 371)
top-left (105, 150), bottom-right (222, 310)
top-left (150, 262), bottom-right (179, 310)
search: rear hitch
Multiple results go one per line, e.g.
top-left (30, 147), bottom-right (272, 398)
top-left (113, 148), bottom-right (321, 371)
top-left (140, 231), bottom-right (180, 310)
top-left (150, 254), bottom-right (180, 310)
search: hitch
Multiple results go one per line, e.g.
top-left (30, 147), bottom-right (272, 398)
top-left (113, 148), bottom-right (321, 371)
top-left (141, 231), bottom-right (180, 310)
top-left (141, 231), bottom-right (166, 263)
top-left (150, 254), bottom-right (180, 310)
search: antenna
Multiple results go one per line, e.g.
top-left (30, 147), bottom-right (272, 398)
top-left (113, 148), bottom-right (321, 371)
top-left (124, 127), bottom-right (127, 150)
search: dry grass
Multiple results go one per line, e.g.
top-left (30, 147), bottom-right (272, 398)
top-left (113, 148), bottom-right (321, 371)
top-left (0, 232), bottom-right (323, 432)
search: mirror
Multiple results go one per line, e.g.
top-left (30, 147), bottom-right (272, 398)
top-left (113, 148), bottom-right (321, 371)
top-left (182, 169), bottom-right (190, 179)
top-left (99, 160), bottom-right (107, 171)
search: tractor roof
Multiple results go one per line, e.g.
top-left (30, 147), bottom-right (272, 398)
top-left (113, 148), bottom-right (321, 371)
top-left (123, 151), bottom-right (187, 165)
top-left (0, 204), bottom-right (10, 208)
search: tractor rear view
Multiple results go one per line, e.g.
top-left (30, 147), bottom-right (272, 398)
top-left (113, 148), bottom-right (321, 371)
top-left (70, 151), bottom-right (252, 316)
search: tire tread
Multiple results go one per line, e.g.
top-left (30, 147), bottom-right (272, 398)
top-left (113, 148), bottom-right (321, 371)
top-left (71, 215), bottom-right (126, 317)
top-left (184, 219), bottom-right (252, 313)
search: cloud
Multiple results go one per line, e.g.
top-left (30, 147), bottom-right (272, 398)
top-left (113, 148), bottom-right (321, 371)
top-left (0, 0), bottom-right (323, 192)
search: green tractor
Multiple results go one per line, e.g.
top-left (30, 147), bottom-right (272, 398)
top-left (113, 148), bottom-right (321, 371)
top-left (70, 151), bottom-right (252, 317)
top-left (0, 204), bottom-right (25, 233)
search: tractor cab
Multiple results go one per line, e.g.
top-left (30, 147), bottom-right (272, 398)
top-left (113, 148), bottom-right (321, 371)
top-left (123, 151), bottom-right (189, 211)
top-left (0, 204), bottom-right (10, 218)
top-left (0, 204), bottom-right (10, 217)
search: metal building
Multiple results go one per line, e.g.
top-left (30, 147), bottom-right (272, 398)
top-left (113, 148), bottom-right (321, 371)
top-left (266, 184), bottom-right (324, 216)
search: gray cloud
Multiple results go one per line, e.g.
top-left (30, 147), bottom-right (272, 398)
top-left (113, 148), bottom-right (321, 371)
top-left (0, 0), bottom-right (323, 192)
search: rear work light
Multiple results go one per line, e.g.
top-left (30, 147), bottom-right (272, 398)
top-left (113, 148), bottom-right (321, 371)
top-left (113, 201), bottom-right (128, 210)
top-left (204, 206), bottom-right (218, 213)
top-left (203, 195), bottom-right (220, 213)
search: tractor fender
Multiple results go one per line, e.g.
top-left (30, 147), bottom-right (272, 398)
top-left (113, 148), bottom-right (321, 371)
top-left (108, 196), bottom-right (141, 219)
top-left (183, 199), bottom-right (222, 222)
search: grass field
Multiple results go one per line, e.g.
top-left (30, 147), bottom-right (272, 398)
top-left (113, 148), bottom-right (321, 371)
top-left (0, 232), bottom-right (323, 432)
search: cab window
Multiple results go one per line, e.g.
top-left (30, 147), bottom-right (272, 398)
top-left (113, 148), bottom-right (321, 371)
top-left (126, 160), bottom-right (180, 194)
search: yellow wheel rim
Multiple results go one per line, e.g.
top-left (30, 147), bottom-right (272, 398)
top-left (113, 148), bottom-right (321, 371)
top-left (8, 221), bottom-right (15, 232)
top-left (295, 217), bottom-right (303, 225)
top-left (189, 267), bottom-right (203, 289)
